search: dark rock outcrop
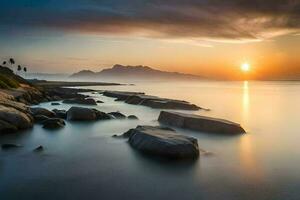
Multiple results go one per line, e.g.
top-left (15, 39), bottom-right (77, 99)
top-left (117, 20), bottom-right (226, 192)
top-left (0, 119), bottom-right (18, 133)
top-left (92, 109), bottom-right (112, 120)
top-left (52, 109), bottom-right (67, 119)
top-left (102, 91), bottom-right (200, 110)
top-left (67, 107), bottom-right (97, 121)
top-left (1, 143), bottom-right (22, 149)
top-left (30, 107), bottom-right (55, 118)
top-left (34, 115), bottom-right (50, 123)
top-left (33, 145), bottom-right (44, 152)
top-left (42, 118), bottom-right (65, 129)
top-left (158, 111), bottom-right (246, 134)
top-left (108, 112), bottom-right (126, 119)
top-left (124, 126), bottom-right (199, 159)
top-left (51, 102), bottom-right (60, 105)
top-left (63, 98), bottom-right (97, 105)
top-left (128, 115), bottom-right (138, 120)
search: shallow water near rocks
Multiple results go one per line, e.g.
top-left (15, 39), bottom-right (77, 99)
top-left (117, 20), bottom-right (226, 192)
top-left (1, 80), bottom-right (300, 200)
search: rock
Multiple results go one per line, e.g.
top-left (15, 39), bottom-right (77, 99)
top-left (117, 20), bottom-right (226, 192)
top-left (42, 118), bottom-right (65, 129)
top-left (128, 115), bottom-right (138, 120)
top-left (102, 91), bottom-right (145, 101)
top-left (51, 102), bottom-right (61, 106)
top-left (33, 145), bottom-right (44, 152)
top-left (158, 111), bottom-right (246, 134)
top-left (0, 105), bottom-right (33, 130)
top-left (1, 143), bottom-right (22, 149)
top-left (108, 112), bottom-right (126, 119)
top-left (96, 100), bottom-right (103, 103)
top-left (92, 109), bottom-right (112, 120)
top-left (34, 115), bottom-right (50, 123)
top-left (52, 109), bottom-right (67, 119)
top-left (30, 107), bottom-right (55, 118)
top-left (125, 126), bottom-right (199, 159)
top-left (63, 98), bottom-right (97, 105)
top-left (0, 119), bottom-right (18, 133)
top-left (67, 107), bottom-right (97, 121)
top-left (102, 91), bottom-right (200, 110)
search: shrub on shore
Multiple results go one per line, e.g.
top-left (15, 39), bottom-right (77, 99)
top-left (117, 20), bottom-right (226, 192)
top-left (0, 74), bottom-right (19, 89)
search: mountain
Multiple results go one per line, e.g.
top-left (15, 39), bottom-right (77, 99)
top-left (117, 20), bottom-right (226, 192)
top-left (70, 64), bottom-right (205, 80)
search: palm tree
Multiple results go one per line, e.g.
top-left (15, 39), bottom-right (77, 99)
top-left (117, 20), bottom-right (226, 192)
top-left (9, 58), bottom-right (15, 72)
top-left (23, 67), bottom-right (27, 78)
top-left (17, 65), bottom-right (22, 75)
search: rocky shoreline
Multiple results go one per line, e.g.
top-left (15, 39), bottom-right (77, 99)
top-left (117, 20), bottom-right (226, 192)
top-left (0, 69), bottom-right (246, 160)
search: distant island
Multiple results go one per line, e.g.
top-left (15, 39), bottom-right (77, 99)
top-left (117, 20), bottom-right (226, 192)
top-left (70, 64), bottom-right (206, 80)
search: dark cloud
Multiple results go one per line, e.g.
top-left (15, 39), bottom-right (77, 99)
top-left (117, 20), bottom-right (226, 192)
top-left (1, 0), bottom-right (300, 42)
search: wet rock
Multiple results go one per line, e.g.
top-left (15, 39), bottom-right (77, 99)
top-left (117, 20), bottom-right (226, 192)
top-left (158, 111), bottom-right (246, 134)
top-left (126, 126), bottom-right (199, 159)
top-left (108, 112), bottom-right (126, 119)
top-left (52, 109), bottom-right (67, 119)
top-left (30, 107), bottom-right (55, 118)
top-left (102, 91), bottom-right (200, 110)
top-left (96, 100), bottom-right (104, 103)
top-left (67, 107), bottom-right (97, 121)
top-left (42, 118), bottom-right (65, 129)
top-left (102, 91), bottom-right (145, 101)
top-left (0, 119), bottom-right (18, 133)
top-left (1, 143), bottom-right (22, 149)
top-left (51, 102), bottom-right (61, 106)
top-left (63, 98), bottom-right (97, 105)
top-left (92, 109), bottom-right (112, 120)
top-left (34, 115), bottom-right (50, 123)
top-left (33, 145), bottom-right (44, 152)
top-left (128, 115), bottom-right (138, 120)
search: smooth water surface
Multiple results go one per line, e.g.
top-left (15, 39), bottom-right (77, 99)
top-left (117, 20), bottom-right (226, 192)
top-left (1, 80), bottom-right (300, 200)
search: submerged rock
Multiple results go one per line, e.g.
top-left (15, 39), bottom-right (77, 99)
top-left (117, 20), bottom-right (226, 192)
top-left (51, 102), bottom-right (61, 106)
top-left (33, 145), bottom-right (44, 152)
top-left (67, 107), bottom-right (97, 121)
top-left (1, 143), bottom-right (22, 149)
top-left (30, 107), bottom-right (55, 118)
top-left (96, 100), bottom-right (104, 103)
top-left (125, 126), bottom-right (199, 159)
top-left (63, 98), bottom-right (97, 105)
top-left (42, 118), bottom-right (65, 129)
top-left (108, 112), bottom-right (126, 119)
top-left (158, 111), bottom-right (246, 134)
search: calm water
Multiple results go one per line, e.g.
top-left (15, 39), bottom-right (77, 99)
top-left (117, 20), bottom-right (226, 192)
top-left (1, 80), bottom-right (300, 200)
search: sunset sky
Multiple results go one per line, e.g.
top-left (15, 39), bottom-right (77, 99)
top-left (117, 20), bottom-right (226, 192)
top-left (0, 0), bottom-right (300, 79)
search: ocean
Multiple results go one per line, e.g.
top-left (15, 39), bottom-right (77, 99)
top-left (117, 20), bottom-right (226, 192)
top-left (1, 80), bottom-right (300, 200)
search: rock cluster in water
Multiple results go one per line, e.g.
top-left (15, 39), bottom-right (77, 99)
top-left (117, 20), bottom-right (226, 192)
top-left (102, 91), bottom-right (201, 110)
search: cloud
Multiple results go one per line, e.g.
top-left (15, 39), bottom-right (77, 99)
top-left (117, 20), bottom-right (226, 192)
top-left (1, 0), bottom-right (300, 43)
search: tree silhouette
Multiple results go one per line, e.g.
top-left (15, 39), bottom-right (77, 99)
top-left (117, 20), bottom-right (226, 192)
top-left (9, 58), bottom-right (15, 72)
top-left (23, 67), bottom-right (27, 78)
top-left (17, 65), bottom-right (22, 75)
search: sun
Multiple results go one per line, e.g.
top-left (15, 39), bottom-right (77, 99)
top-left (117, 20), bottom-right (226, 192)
top-left (241, 63), bottom-right (250, 72)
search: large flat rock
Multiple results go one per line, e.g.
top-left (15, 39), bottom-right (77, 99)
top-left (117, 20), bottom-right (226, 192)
top-left (158, 111), bottom-right (246, 134)
top-left (103, 91), bottom-right (200, 110)
top-left (124, 126), bottom-right (199, 159)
